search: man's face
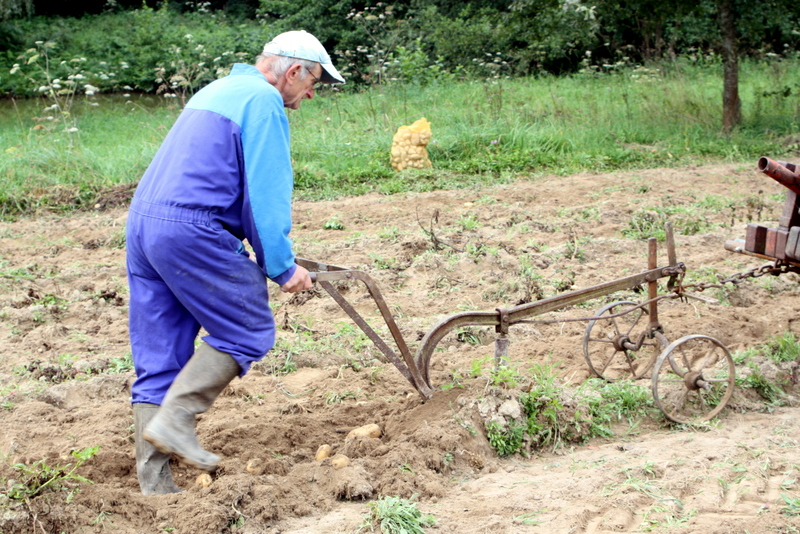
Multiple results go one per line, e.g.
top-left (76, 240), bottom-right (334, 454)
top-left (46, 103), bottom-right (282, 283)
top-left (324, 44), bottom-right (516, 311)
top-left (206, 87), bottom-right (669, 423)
top-left (281, 63), bottom-right (322, 110)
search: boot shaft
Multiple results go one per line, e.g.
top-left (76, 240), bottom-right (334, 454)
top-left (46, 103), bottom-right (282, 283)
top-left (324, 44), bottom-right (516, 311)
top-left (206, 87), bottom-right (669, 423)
top-left (133, 402), bottom-right (182, 495)
top-left (161, 343), bottom-right (241, 411)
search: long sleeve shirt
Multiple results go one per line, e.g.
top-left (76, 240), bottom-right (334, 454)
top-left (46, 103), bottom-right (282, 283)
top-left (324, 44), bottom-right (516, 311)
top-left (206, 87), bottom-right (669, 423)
top-left (131, 63), bottom-right (297, 285)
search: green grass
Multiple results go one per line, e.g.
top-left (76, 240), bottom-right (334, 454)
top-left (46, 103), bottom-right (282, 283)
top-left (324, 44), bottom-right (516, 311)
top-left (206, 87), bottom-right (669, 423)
top-left (730, 331), bottom-right (800, 404)
top-left (763, 331), bottom-right (800, 363)
top-left (358, 494), bottom-right (437, 534)
top-left (734, 331), bottom-right (800, 365)
top-left (1, 58), bottom-right (799, 216)
top-left (480, 362), bottom-right (658, 457)
top-left (781, 493), bottom-right (800, 517)
top-left (622, 205), bottom-right (714, 241)
top-left (0, 94), bottom-right (177, 215)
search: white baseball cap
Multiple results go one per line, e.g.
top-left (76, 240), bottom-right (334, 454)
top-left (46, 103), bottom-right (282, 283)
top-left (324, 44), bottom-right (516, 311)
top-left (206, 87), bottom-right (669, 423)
top-left (262, 30), bottom-right (345, 84)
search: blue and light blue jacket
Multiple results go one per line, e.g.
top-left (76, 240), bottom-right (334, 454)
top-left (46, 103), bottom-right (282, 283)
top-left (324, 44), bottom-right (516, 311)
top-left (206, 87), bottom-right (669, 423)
top-left (131, 63), bottom-right (296, 285)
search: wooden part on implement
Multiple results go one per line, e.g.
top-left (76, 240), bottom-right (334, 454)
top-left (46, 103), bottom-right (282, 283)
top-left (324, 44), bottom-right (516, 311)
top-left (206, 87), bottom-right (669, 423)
top-left (745, 223), bottom-right (768, 255)
top-left (779, 190), bottom-right (800, 229)
top-left (787, 227), bottom-right (800, 261)
top-left (764, 228), bottom-right (789, 259)
top-left (744, 225), bottom-right (789, 260)
top-left (647, 238), bottom-right (660, 331)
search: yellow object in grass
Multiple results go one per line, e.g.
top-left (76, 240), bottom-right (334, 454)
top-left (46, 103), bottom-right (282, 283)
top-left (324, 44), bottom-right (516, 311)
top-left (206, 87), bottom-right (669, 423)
top-left (390, 117), bottom-right (432, 171)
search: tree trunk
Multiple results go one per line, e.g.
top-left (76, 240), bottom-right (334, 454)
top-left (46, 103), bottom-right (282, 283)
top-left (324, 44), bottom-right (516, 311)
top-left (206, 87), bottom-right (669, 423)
top-left (717, 0), bottom-right (741, 132)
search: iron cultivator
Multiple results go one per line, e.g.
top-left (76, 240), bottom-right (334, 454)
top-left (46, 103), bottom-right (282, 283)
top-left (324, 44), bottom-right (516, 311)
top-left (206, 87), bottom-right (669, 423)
top-left (297, 157), bottom-right (800, 424)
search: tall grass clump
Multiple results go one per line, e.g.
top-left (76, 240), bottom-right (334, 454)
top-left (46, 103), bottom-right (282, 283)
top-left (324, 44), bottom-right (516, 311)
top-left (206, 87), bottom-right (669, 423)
top-left (762, 331), bottom-right (800, 363)
top-left (358, 494), bottom-right (437, 534)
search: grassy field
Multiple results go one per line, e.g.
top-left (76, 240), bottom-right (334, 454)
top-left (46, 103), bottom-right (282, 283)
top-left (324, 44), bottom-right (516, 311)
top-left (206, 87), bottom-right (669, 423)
top-left (0, 57), bottom-right (798, 216)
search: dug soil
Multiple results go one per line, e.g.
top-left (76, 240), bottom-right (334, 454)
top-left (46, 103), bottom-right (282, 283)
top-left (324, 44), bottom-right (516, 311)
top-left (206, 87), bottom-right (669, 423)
top-left (2, 163), bottom-right (800, 533)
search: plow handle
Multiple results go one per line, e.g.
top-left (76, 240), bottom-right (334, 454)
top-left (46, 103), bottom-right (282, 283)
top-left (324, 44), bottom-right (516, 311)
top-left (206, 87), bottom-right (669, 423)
top-left (758, 157), bottom-right (800, 195)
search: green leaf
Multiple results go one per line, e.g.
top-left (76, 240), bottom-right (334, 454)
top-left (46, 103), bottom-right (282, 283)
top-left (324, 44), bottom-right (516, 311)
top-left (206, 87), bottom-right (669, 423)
top-left (72, 446), bottom-right (100, 461)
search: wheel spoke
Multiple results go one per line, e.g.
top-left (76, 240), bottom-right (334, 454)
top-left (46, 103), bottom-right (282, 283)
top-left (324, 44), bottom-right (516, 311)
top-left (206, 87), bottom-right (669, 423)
top-left (625, 352), bottom-right (640, 373)
top-left (609, 319), bottom-right (622, 337)
top-left (677, 344), bottom-right (691, 369)
top-left (597, 351), bottom-right (616, 374)
top-left (671, 389), bottom-right (689, 414)
top-left (622, 310), bottom-right (641, 337)
top-left (693, 348), bottom-right (716, 373)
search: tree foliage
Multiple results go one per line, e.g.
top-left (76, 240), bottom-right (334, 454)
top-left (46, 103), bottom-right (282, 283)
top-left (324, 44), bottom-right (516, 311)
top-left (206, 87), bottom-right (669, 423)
top-left (252, 0), bottom-right (800, 78)
top-left (0, 0), bottom-right (798, 95)
top-left (0, 0), bottom-right (32, 21)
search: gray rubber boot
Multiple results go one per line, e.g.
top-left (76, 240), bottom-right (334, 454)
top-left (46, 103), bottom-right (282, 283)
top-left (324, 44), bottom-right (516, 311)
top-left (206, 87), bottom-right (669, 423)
top-left (133, 403), bottom-right (182, 495)
top-left (143, 343), bottom-right (240, 471)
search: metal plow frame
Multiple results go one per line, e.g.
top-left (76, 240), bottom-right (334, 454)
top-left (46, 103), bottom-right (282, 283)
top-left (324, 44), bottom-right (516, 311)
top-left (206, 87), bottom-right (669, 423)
top-left (296, 226), bottom-right (686, 401)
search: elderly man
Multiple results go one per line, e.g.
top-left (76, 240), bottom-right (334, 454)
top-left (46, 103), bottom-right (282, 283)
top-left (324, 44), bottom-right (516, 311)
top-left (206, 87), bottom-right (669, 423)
top-left (126, 30), bottom-right (344, 495)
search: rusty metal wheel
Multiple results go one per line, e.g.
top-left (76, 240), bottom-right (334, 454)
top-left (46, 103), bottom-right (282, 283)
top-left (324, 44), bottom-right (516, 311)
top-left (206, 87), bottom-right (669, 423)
top-left (583, 300), bottom-right (663, 381)
top-left (651, 335), bottom-right (735, 424)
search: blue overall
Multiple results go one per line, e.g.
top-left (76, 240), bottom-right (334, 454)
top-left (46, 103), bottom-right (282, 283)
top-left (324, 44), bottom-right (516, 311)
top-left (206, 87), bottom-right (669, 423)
top-left (126, 64), bottom-right (297, 405)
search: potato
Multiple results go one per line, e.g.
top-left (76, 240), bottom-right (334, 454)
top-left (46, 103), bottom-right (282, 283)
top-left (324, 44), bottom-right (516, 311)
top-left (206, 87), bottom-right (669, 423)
top-left (330, 454), bottom-right (350, 469)
top-left (245, 458), bottom-right (262, 474)
top-left (315, 444), bottom-right (333, 461)
top-left (346, 423), bottom-right (382, 441)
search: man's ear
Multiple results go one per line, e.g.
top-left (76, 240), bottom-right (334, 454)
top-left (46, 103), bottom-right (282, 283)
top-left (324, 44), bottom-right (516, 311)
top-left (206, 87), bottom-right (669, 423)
top-left (285, 63), bottom-right (303, 84)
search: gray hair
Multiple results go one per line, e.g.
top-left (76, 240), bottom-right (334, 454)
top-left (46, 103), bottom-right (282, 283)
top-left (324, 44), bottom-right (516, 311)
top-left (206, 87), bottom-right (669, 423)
top-left (256, 53), bottom-right (318, 80)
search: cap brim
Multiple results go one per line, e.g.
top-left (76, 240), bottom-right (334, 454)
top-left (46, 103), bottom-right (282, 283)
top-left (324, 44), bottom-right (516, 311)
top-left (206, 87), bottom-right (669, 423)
top-left (320, 63), bottom-right (345, 84)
